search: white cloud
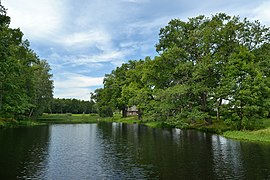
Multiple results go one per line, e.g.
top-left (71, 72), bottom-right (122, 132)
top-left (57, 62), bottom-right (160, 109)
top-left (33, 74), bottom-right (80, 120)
top-left (53, 73), bottom-right (104, 100)
top-left (77, 51), bottom-right (125, 63)
top-left (55, 30), bottom-right (111, 48)
top-left (49, 50), bottom-right (128, 68)
top-left (54, 73), bottom-right (103, 89)
top-left (125, 16), bottom-right (170, 36)
top-left (252, 1), bottom-right (270, 26)
top-left (55, 88), bottom-right (94, 100)
top-left (2, 0), bottom-right (65, 40)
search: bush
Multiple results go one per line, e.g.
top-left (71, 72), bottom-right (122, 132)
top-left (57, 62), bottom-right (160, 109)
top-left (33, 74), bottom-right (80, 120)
top-left (98, 106), bottom-right (113, 117)
top-left (242, 116), bottom-right (264, 130)
top-left (167, 114), bottom-right (189, 129)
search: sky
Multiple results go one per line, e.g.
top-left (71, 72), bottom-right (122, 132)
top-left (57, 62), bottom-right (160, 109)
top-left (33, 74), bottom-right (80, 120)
top-left (2, 0), bottom-right (270, 100)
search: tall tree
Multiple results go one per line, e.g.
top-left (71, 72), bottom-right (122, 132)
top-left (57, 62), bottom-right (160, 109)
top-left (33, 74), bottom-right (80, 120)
top-left (0, 4), bottom-right (54, 119)
top-left (95, 13), bottom-right (270, 129)
top-left (155, 13), bottom-right (270, 125)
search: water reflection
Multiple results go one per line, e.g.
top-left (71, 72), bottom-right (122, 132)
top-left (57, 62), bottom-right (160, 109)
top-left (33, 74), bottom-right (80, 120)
top-left (211, 135), bottom-right (245, 179)
top-left (0, 123), bottom-right (270, 179)
top-left (0, 126), bottom-right (50, 179)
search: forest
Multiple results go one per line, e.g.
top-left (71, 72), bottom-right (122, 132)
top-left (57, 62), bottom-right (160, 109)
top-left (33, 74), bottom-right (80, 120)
top-left (45, 98), bottom-right (96, 114)
top-left (0, 4), bottom-right (53, 120)
top-left (93, 13), bottom-right (270, 130)
top-left (1, 0), bottom-right (270, 132)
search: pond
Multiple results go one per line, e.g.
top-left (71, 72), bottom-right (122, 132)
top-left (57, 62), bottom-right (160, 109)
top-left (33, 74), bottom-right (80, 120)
top-left (0, 123), bottom-right (270, 179)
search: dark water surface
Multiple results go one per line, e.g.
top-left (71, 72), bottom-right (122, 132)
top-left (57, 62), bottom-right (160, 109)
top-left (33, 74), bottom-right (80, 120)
top-left (0, 123), bottom-right (270, 179)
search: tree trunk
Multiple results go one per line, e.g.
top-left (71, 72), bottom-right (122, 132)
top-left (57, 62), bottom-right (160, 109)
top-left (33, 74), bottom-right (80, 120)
top-left (122, 107), bottom-right (127, 118)
top-left (28, 108), bottom-right (34, 118)
top-left (138, 109), bottom-right (142, 120)
top-left (216, 98), bottom-right (222, 121)
top-left (201, 92), bottom-right (207, 112)
top-left (202, 91), bottom-right (211, 124)
top-left (239, 100), bottom-right (243, 130)
top-left (0, 94), bottom-right (2, 111)
top-left (206, 116), bottom-right (212, 125)
top-left (0, 82), bottom-right (2, 111)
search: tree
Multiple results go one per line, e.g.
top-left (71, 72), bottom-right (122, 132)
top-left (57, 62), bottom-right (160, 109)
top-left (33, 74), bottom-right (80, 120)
top-left (95, 13), bottom-right (270, 129)
top-left (155, 13), bottom-right (270, 126)
top-left (121, 58), bottom-right (154, 119)
top-left (29, 60), bottom-right (53, 117)
top-left (95, 61), bottom-right (139, 117)
top-left (0, 4), bottom-right (54, 120)
top-left (92, 88), bottom-right (114, 117)
top-left (221, 46), bottom-right (270, 129)
top-left (46, 98), bottom-right (96, 114)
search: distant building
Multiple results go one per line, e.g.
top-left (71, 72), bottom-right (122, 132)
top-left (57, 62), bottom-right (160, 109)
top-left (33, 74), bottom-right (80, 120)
top-left (127, 106), bottom-right (138, 116)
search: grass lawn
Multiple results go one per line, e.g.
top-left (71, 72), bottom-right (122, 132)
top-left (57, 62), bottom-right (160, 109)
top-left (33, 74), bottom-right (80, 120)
top-left (223, 118), bottom-right (270, 143)
top-left (38, 113), bottom-right (99, 124)
top-left (38, 113), bottom-right (141, 124)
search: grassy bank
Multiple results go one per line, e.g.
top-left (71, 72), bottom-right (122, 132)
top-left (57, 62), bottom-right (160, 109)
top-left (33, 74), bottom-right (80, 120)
top-left (38, 113), bottom-right (100, 124)
top-left (0, 118), bottom-right (41, 128)
top-left (144, 118), bottom-right (270, 143)
top-left (36, 114), bottom-right (232, 133)
top-left (0, 113), bottom-right (141, 128)
top-left (186, 119), bottom-right (231, 134)
top-left (223, 119), bottom-right (270, 143)
top-left (38, 113), bottom-right (140, 124)
top-left (2, 113), bottom-right (270, 143)
top-left (223, 128), bottom-right (270, 143)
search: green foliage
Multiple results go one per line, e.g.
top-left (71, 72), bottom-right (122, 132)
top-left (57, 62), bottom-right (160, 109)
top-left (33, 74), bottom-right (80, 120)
top-left (38, 113), bottom-right (140, 124)
top-left (94, 13), bottom-right (270, 130)
top-left (38, 113), bottom-right (99, 124)
top-left (223, 128), bottom-right (270, 143)
top-left (0, 4), bottom-right (53, 120)
top-left (166, 114), bottom-right (189, 129)
top-left (0, 117), bottom-right (41, 128)
top-left (46, 98), bottom-right (96, 114)
top-left (98, 106), bottom-right (113, 117)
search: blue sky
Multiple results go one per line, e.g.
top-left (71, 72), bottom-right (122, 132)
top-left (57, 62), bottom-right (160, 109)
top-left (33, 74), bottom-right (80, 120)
top-left (2, 0), bottom-right (270, 100)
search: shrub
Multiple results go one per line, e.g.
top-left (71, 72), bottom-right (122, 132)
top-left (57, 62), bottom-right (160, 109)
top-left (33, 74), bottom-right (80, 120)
top-left (98, 106), bottom-right (113, 117)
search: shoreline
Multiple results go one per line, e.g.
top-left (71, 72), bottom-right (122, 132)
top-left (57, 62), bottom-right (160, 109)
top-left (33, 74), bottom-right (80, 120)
top-left (1, 114), bottom-right (270, 143)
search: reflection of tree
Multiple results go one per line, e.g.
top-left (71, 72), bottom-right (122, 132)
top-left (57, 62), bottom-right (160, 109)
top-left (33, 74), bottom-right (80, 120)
top-left (97, 123), bottom-right (217, 179)
top-left (240, 142), bottom-right (270, 179)
top-left (135, 128), bottom-right (216, 179)
top-left (0, 126), bottom-right (50, 179)
top-left (212, 136), bottom-right (270, 179)
top-left (98, 123), bottom-right (270, 179)
top-left (97, 122), bottom-right (153, 179)
top-left (2, 124), bottom-right (269, 179)
top-left (211, 135), bottom-right (245, 178)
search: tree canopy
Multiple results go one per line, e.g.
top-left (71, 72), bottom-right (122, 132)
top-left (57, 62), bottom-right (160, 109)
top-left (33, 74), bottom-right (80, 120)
top-left (95, 13), bottom-right (270, 130)
top-left (45, 98), bottom-right (96, 114)
top-left (0, 4), bottom-right (53, 120)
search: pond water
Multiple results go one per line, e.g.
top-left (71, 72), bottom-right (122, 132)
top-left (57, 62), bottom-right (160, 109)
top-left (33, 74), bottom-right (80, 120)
top-left (0, 123), bottom-right (270, 179)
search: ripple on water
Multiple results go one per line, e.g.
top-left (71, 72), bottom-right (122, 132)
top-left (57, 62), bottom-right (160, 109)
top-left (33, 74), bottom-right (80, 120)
top-left (0, 123), bottom-right (269, 179)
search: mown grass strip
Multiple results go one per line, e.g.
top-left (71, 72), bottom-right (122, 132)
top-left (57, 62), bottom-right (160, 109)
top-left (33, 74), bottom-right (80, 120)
top-left (223, 128), bottom-right (270, 143)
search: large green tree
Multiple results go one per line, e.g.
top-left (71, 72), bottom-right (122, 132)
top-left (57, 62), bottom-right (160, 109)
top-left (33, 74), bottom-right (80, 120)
top-left (95, 61), bottom-right (140, 117)
top-left (0, 4), bottom-right (54, 120)
top-left (95, 13), bottom-right (270, 129)
top-left (154, 13), bottom-right (270, 127)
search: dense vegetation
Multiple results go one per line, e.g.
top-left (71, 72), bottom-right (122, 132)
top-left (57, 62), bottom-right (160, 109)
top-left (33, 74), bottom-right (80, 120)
top-left (0, 4), bottom-right (53, 120)
top-left (93, 13), bottom-right (270, 130)
top-left (1, 0), bottom-right (270, 137)
top-left (45, 98), bottom-right (96, 114)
